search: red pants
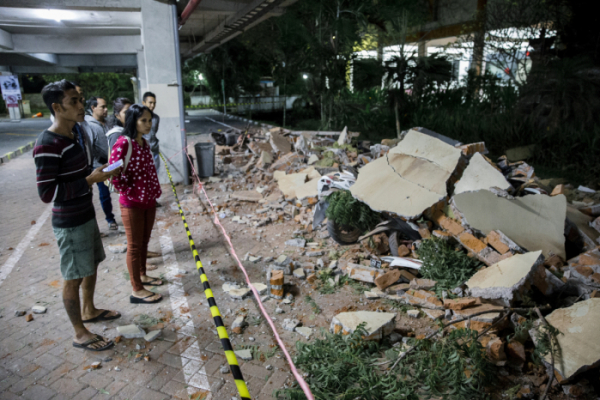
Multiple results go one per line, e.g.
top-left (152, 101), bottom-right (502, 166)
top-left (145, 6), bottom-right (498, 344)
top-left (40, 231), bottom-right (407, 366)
top-left (120, 205), bottom-right (156, 291)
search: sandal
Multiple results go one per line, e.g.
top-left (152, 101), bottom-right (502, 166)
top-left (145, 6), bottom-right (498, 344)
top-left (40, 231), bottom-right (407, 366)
top-left (130, 293), bottom-right (162, 304)
top-left (109, 222), bottom-right (118, 230)
top-left (73, 335), bottom-right (114, 352)
top-left (146, 264), bottom-right (159, 271)
top-left (82, 310), bottom-right (121, 323)
top-left (141, 277), bottom-right (163, 286)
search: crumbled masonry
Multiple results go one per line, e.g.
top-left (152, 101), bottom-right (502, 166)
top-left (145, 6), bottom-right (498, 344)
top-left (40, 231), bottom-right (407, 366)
top-left (202, 123), bottom-right (600, 398)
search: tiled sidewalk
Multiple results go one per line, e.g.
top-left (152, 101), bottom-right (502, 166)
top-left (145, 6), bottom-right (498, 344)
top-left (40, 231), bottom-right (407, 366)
top-left (0, 150), bottom-right (294, 399)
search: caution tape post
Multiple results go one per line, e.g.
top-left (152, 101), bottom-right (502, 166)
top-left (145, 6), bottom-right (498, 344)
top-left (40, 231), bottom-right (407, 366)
top-left (159, 153), bottom-right (251, 400)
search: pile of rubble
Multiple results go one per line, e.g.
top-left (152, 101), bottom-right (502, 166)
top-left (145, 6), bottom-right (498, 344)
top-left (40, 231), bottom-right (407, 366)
top-left (203, 124), bottom-right (600, 397)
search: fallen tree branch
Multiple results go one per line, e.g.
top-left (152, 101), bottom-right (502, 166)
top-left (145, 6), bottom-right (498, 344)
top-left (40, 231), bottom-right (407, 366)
top-left (535, 306), bottom-right (555, 400)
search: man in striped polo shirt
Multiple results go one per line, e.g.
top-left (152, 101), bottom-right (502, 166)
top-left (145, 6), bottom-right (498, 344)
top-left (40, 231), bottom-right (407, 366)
top-left (34, 80), bottom-right (121, 351)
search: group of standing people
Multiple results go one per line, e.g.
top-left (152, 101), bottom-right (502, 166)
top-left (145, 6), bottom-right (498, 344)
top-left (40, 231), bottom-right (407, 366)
top-left (33, 79), bottom-right (166, 351)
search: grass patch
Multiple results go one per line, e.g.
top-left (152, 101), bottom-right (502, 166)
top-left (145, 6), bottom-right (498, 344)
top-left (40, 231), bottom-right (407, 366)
top-left (304, 295), bottom-right (322, 314)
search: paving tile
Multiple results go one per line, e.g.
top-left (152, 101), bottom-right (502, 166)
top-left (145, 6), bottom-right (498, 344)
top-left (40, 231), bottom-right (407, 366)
top-left (131, 387), bottom-right (171, 400)
top-left (71, 386), bottom-right (100, 400)
top-left (50, 377), bottom-right (86, 396)
top-left (20, 384), bottom-right (57, 400)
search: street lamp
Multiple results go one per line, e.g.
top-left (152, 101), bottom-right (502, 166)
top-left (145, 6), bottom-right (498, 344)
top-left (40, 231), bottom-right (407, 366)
top-left (303, 74), bottom-right (308, 80)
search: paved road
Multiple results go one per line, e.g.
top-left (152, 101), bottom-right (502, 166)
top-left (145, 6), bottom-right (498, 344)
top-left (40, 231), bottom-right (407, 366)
top-left (0, 110), bottom-right (248, 158)
top-left (0, 118), bottom-right (51, 156)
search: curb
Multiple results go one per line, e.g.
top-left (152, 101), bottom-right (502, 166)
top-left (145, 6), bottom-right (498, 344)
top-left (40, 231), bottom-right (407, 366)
top-left (0, 140), bottom-right (36, 165)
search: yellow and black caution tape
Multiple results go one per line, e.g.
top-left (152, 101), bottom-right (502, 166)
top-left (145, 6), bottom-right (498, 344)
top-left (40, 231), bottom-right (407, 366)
top-left (186, 100), bottom-right (285, 109)
top-left (159, 153), bottom-right (251, 400)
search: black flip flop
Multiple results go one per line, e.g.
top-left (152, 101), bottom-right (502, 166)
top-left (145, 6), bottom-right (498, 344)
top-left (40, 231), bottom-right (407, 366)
top-left (130, 293), bottom-right (162, 304)
top-left (82, 310), bottom-right (121, 323)
top-left (141, 278), bottom-right (163, 286)
top-left (73, 335), bottom-right (114, 352)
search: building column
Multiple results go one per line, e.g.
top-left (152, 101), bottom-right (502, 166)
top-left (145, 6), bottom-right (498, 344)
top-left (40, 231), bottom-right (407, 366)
top-left (140, 0), bottom-right (187, 184)
top-left (136, 50), bottom-right (147, 102)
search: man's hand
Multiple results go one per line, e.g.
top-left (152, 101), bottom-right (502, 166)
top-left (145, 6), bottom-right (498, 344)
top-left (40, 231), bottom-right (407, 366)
top-left (86, 164), bottom-right (121, 186)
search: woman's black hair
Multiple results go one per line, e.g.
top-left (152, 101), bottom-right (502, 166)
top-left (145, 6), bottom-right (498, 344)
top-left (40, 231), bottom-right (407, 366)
top-left (122, 104), bottom-right (153, 140)
top-left (105, 97), bottom-right (132, 130)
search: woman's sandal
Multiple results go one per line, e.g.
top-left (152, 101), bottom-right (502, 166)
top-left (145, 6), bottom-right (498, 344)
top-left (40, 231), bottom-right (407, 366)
top-left (108, 222), bottom-right (118, 230)
top-left (82, 310), bottom-right (121, 323)
top-left (141, 277), bottom-right (163, 286)
top-left (73, 335), bottom-right (114, 351)
top-left (130, 293), bottom-right (162, 304)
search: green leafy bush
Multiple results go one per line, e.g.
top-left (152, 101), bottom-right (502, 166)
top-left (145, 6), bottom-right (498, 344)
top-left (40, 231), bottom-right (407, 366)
top-left (418, 238), bottom-right (482, 294)
top-left (276, 325), bottom-right (497, 400)
top-left (325, 190), bottom-right (380, 232)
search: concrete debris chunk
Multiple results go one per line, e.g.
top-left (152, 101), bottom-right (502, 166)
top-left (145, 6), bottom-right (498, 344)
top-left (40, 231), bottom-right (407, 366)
top-left (422, 308), bottom-right (445, 320)
top-left (454, 153), bottom-right (511, 195)
top-left (234, 349), bottom-right (253, 361)
top-left (364, 291), bottom-right (380, 300)
top-left (566, 204), bottom-right (600, 250)
top-left (466, 251), bottom-right (544, 303)
top-left (117, 325), bottom-right (146, 339)
top-left (270, 131), bottom-right (292, 154)
top-left (32, 305), bottom-right (47, 314)
top-left (535, 298), bottom-right (600, 381)
top-left (402, 289), bottom-right (444, 309)
top-left (407, 310), bottom-right (420, 318)
top-left (295, 326), bottom-right (313, 339)
top-left (285, 238), bottom-right (306, 248)
top-left (351, 129), bottom-right (462, 219)
top-left (307, 154), bottom-right (319, 165)
top-left (250, 283), bottom-right (268, 295)
top-left (346, 264), bottom-right (383, 284)
top-left (144, 330), bottom-right (161, 342)
top-left (232, 316), bottom-right (246, 333)
top-left (229, 288), bottom-right (252, 300)
top-left (222, 283), bottom-right (240, 293)
top-left (453, 190), bottom-right (566, 259)
top-left (282, 318), bottom-right (300, 332)
top-left (277, 173), bottom-right (307, 198)
top-left (232, 190), bottom-right (263, 202)
top-left (409, 278), bottom-right (437, 290)
top-left (330, 311), bottom-right (396, 340)
top-left (293, 268), bottom-right (306, 279)
top-left (108, 244), bottom-right (127, 254)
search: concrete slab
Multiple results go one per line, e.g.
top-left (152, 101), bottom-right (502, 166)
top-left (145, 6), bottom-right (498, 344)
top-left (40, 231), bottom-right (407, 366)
top-left (330, 311), bottom-right (396, 340)
top-left (454, 153), bottom-right (511, 195)
top-left (294, 178), bottom-right (320, 200)
top-left (466, 251), bottom-right (544, 302)
top-left (539, 298), bottom-right (600, 381)
top-left (453, 190), bottom-right (566, 259)
top-left (351, 130), bottom-right (462, 219)
top-left (232, 190), bottom-right (263, 202)
top-left (270, 131), bottom-right (292, 154)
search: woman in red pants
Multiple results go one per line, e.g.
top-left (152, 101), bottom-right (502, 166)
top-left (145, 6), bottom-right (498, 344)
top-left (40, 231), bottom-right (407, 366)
top-left (109, 104), bottom-right (163, 304)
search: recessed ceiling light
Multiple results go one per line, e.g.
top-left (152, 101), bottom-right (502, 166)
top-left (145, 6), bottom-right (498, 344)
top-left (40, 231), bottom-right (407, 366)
top-left (36, 9), bottom-right (77, 22)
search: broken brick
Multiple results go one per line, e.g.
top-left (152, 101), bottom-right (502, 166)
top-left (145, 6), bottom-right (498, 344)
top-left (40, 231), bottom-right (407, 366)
top-left (439, 217), bottom-right (465, 236)
top-left (397, 270), bottom-right (417, 283)
top-left (397, 244), bottom-right (410, 257)
top-left (458, 232), bottom-right (487, 254)
top-left (550, 184), bottom-right (565, 196)
top-left (443, 297), bottom-right (477, 310)
top-left (485, 231), bottom-right (510, 254)
top-left (374, 270), bottom-right (401, 290)
top-left (306, 274), bottom-right (317, 284)
top-left (25, 314), bottom-right (33, 322)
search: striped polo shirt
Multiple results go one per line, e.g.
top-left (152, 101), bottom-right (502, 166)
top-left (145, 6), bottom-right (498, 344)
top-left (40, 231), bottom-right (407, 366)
top-left (33, 129), bottom-right (95, 228)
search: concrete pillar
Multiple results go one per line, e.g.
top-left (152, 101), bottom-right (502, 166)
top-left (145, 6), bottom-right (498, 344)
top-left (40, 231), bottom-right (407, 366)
top-left (136, 50), bottom-right (147, 100)
top-left (140, 0), bottom-right (186, 183)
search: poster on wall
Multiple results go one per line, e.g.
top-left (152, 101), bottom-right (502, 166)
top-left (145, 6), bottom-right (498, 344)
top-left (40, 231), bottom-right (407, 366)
top-left (0, 75), bottom-right (22, 103)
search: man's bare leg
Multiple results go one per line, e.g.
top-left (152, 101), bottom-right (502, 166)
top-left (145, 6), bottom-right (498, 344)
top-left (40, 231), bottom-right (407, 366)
top-left (64, 279), bottom-right (112, 349)
top-left (81, 270), bottom-right (119, 321)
